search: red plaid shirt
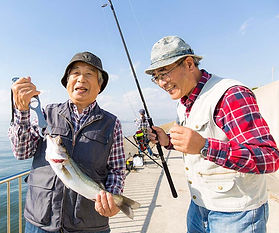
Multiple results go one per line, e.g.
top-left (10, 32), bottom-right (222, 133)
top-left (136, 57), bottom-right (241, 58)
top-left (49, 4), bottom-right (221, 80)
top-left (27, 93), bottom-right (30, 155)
top-left (179, 70), bottom-right (279, 174)
top-left (8, 101), bottom-right (125, 194)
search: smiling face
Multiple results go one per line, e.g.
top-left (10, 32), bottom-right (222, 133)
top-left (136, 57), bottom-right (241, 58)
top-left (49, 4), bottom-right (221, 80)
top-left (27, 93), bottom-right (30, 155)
top-left (66, 61), bottom-right (101, 112)
top-left (152, 57), bottom-right (200, 100)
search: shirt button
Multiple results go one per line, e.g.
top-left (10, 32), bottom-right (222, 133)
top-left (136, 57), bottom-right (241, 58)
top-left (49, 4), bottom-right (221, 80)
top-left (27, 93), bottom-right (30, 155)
top-left (193, 195), bottom-right (196, 199)
top-left (218, 186), bottom-right (223, 190)
top-left (188, 180), bottom-right (192, 184)
top-left (185, 167), bottom-right (189, 171)
top-left (195, 125), bottom-right (199, 129)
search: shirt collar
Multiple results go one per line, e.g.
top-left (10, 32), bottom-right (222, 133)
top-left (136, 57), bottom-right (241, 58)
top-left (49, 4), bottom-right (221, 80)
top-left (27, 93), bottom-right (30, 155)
top-left (69, 100), bottom-right (97, 118)
top-left (180, 69), bottom-right (211, 107)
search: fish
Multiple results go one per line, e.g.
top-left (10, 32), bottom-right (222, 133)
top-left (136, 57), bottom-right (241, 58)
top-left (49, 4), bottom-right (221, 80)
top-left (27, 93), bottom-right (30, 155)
top-left (45, 134), bottom-right (140, 219)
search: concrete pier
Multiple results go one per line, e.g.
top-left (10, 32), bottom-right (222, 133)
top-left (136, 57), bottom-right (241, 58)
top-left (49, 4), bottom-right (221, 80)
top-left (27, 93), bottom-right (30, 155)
top-left (110, 148), bottom-right (279, 233)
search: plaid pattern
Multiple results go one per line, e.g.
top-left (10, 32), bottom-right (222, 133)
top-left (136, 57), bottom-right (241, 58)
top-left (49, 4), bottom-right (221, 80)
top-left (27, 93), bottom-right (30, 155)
top-left (8, 101), bottom-right (125, 194)
top-left (69, 101), bottom-right (93, 132)
top-left (179, 70), bottom-right (279, 174)
top-left (135, 117), bottom-right (149, 130)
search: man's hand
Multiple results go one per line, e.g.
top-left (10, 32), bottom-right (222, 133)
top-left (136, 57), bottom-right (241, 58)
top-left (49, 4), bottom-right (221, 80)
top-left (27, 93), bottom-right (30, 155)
top-left (148, 126), bottom-right (170, 146)
top-left (169, 123), bottom-right (206, 154)
top-left (11, 77), bottom-right (40, 111)
top-left (95, 190), bottom-right (120, 217)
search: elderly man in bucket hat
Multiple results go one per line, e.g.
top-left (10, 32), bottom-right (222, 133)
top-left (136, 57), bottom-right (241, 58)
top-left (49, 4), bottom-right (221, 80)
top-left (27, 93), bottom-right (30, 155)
top-left (146, 36), bottom-right (279, 233)
top-left (9, 51), bottom-right (126, 233)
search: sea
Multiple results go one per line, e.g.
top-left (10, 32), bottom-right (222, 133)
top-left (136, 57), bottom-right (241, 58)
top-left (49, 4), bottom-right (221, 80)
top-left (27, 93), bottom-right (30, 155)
top-left (0, 118), bottom-right (172, 232)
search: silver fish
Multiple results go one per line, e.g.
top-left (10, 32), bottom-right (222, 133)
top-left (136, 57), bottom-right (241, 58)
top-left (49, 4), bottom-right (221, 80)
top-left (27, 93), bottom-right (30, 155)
top-left (45, 135), bottom-right (140, 219)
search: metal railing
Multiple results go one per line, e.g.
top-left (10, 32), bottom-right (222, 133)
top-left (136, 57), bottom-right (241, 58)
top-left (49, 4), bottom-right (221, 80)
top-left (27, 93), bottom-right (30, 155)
top-left (0, 170), bottom-right (30, 233)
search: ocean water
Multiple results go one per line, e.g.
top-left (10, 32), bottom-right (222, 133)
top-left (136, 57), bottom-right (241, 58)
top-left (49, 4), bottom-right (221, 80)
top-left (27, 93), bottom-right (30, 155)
top-left (0, 121), bottom-right (30, 232)
top-left (0, 118), bottom-right (172, 231)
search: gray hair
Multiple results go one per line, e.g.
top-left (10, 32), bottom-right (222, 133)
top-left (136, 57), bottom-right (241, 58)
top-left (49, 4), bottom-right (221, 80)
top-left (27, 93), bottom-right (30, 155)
top-left (97, 70), bottom-right (103, 87)
top-left (177, 56), bottom-right (200, 68)
top-left (191, 57), bottom-right (200, 67)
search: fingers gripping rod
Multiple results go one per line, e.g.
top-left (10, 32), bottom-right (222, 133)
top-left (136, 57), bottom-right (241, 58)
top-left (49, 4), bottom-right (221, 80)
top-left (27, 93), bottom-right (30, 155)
top-left (104, 0), bottom-right (177, 198)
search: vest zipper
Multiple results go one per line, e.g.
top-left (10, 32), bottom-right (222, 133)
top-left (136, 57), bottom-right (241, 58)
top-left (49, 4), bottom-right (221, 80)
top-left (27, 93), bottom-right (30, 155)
top-left (58, 113), bottom-right (102, 230)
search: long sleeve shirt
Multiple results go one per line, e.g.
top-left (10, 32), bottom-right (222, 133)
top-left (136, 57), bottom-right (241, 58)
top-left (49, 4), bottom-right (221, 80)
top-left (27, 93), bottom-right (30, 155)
top-left (177, 70), bottom-right (279, 174)
top-left (134, 117), bottom-right (149, 130)
top-left (8, 101), bottom-right (126, 194)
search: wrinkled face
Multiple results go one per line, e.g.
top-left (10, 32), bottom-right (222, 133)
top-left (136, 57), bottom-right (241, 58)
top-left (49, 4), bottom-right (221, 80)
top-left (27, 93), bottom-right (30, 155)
top-left (152, 57), bottom-right (196, 100)
top-left (66, 62), bottom-right (101, 111)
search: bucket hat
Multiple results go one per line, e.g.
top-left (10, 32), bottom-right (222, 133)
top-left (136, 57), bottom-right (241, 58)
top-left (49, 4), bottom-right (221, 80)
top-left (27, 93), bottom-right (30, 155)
top-left (145, 36), bottom-right (202, 75)
top-left (61, 51), bottom-right (109, 93)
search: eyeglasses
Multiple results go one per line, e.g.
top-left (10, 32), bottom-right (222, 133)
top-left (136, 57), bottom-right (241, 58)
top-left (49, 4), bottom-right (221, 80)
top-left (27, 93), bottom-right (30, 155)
top-left (151, 59), bottom-right (184, 84)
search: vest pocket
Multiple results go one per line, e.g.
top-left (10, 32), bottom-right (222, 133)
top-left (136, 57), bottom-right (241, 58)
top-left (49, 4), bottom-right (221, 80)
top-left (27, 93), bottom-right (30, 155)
top-left (73, 194), bottom-right (108, 228)
top-left (192, 119), bottom-right (209, 131)
top-left (202, 173), bottom-right (236, 193)
top-left (50, 126), bottom-right (70, 136)
top-left (24, 169), bottom-right (56, 225)
top-left (82, 131), bottom-right (108, 144)
top-left (204, 179), bottom-right (235, 193)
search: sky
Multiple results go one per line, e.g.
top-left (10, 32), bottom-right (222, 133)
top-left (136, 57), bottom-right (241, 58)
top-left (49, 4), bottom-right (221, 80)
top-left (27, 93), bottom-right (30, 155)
top-left (1, 0), bottom-right (279, 125)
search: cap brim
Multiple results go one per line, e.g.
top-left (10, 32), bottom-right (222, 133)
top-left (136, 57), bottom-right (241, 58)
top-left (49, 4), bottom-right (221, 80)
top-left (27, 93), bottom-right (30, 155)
top-left (145, 54), bottom-right (202, 75)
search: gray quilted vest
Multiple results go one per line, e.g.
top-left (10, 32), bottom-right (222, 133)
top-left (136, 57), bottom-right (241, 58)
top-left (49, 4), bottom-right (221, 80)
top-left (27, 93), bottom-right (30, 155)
top-left (24, 101), bottom-right (116, 232)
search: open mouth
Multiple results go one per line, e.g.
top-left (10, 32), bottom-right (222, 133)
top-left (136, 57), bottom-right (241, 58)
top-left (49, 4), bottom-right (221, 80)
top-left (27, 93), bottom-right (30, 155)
top-left (51, 159), bottom-right (66, 163)
top-left (165, 85), bottom-right (175, 93)
top-left (75, 87), bottom-right (88, 92)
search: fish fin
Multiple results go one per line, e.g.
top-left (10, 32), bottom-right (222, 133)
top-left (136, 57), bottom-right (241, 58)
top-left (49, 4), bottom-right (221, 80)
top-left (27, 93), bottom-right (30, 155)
top-left (97, 182), bottom-right (106, 190)
top-left (113, 194), bottom-right (140, 219)
top-left (62, 165), bottom-right (72, 179)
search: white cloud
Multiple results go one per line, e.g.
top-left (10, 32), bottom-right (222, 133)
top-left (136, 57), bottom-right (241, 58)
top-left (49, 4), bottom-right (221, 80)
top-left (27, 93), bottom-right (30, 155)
top-left (239, 18), bottom-right (254, 35)
top-left (108, 73), bottom-right (119, 82)
top-left (98, 87), bottom-right (177, 122)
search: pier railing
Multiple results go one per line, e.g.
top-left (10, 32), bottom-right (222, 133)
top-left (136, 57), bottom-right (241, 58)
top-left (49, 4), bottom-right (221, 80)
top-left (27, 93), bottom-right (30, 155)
top-left (0, 170), bottom-right (30, 233)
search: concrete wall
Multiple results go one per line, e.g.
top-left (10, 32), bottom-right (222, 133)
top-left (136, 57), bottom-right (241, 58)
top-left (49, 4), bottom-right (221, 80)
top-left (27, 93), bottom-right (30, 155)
top-left (253, 80), bottom-right (279, 178)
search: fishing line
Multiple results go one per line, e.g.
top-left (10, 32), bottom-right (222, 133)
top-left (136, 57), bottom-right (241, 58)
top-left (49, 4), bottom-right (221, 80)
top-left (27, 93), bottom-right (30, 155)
top-left (124, 93), bottom-right (138, 119)
top-left (127, 0), bottom-right (148, 51)
top-left (100, 5), bottom-right (113, 47)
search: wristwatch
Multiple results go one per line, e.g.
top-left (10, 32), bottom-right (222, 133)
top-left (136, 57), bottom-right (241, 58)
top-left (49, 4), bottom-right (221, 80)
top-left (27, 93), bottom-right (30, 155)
top-left (200, 138), bottom-right (209, 158)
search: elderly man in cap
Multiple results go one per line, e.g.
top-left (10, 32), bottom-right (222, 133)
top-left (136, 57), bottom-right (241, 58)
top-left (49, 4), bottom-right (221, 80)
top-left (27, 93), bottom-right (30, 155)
top-left (146, 36), bottom-right (279, 233)
top-left (9, 51), bottom-right (125, 233)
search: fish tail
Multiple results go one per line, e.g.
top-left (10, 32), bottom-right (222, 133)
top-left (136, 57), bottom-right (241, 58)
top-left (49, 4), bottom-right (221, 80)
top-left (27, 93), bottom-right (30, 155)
top-left (113, 194), bottom-right (140, 219)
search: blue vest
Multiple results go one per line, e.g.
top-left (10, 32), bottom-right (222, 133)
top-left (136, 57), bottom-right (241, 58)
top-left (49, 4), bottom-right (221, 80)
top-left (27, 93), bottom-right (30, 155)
top-left (24, 101), bottom-right (116, 232)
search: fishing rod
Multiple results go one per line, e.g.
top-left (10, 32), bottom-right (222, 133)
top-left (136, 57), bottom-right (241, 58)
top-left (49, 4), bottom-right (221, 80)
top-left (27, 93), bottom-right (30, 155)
top-left (102, 0), bottom-right (177, 198)
top-left (124, 136), bottom-right (163, 168)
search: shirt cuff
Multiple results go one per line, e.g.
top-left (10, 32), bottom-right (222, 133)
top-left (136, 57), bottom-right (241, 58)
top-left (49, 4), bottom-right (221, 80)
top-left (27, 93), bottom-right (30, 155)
top-left (207, 138), bottom-right (229, 165)
top-left (14, 108), bottom-right (31, 125)
top-left (164, 134), bottom-right (174, 150)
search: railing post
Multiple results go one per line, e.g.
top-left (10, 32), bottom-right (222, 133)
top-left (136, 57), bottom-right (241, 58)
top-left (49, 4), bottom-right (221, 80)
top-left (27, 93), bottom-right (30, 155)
top-left (19, 177), bottom-right (22, 233)
top-left (0, 170), bottom-right (30, 233)
top-left (7, 181), bottom-right (10, 233)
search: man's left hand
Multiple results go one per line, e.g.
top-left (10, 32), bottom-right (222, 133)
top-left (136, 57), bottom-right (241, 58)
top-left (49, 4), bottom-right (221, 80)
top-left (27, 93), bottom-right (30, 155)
top-left (169, 123), bottom-right (206, 154)
top-left (95, 190), bottom-right (120, 217)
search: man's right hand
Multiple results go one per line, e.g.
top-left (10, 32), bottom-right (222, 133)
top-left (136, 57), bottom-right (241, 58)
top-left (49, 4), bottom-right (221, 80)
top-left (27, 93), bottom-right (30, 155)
top-left (11, 77), bottom-right (40, 111)
top-left (148, 126), bottom-right (169, 146)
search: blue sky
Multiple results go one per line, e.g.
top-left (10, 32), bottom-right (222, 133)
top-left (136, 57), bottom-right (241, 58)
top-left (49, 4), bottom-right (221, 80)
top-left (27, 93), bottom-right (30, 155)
top-left (1, 0), bottom-right (279, 124)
